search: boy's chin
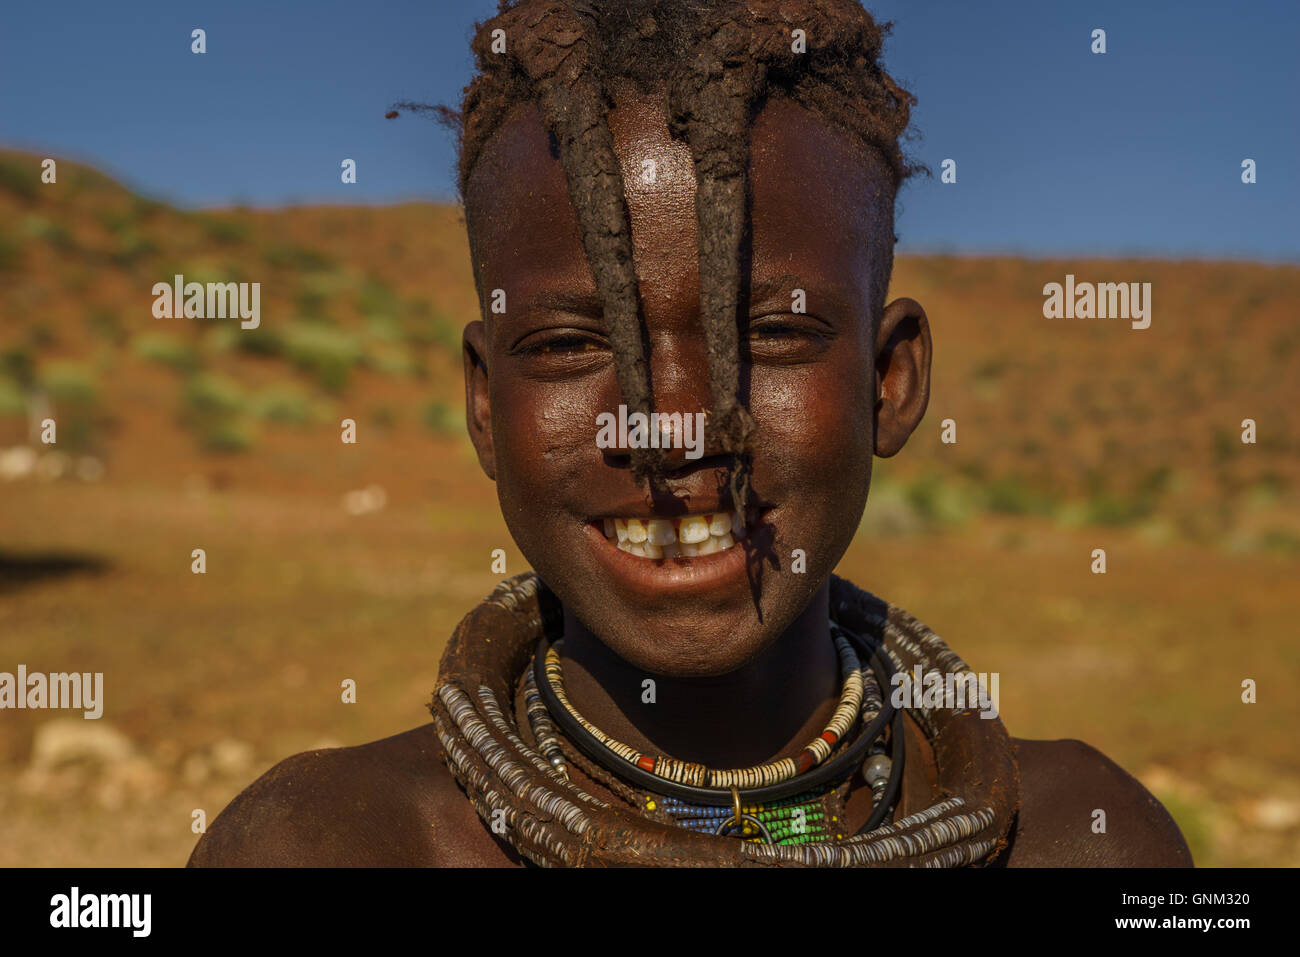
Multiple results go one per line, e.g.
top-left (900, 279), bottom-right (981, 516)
top-left (563, 589), bottom-right (808, 679)
top-left (589, 620), bottom-right (779, 679)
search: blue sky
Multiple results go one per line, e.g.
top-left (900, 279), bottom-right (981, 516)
top-left (2, 0), bottom-right (1296, 260)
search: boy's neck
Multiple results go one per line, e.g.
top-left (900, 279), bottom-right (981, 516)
top-left (557, 582), bottom-right (840, 769)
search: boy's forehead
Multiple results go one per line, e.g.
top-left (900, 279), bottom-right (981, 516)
top-left (464, 91), bottom-right (893, 316)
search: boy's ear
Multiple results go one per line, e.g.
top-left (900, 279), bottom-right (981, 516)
top-left (462, 320), bottom-right (496, 480)
top-left (874, 296), bottom-right (932, 458)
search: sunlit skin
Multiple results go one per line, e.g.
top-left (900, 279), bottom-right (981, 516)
top-left (461, 88), bottom-right (927, 765)
top-left (188, 90), bottom-right (1193, 868)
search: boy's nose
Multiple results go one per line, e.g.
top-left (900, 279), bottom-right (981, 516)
top-left (647, 367), bottom-right (737, 474)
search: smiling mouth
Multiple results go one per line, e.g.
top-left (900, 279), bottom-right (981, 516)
top-left (598, 509), bottom-right (754, 559)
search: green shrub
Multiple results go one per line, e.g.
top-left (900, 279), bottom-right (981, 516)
top-left (198, 215), bottom-right (250, 246)
top-left (971, 357), bottom-right (1010, 385)
top-left (184, 373), bottom-right (246, 417)
top-left (358, 278), bottom-right (399, 319)
top-left (983, 474), bottom-right (1057, 517)
top-left (0, 235), bottom-right (22, 272)
top-left (858, 476), bottom-right (925, 538)
top-left (295, 273), bottom-right (338, 319)
top-left (111, 229), bottom-right (159, 267)
top-left (406, 310), bottom-right (462, 353)
top-left (181, 373), bottom-right (254, 452)
top-left (1260, 529), bottom-right (1300, 555)
top-left (21, 215), bottom-right (76, 252)
top-left (133, 333), bottom-right (199, 373)
top-left (180, 259), bottom-right (240, 286)
top-left (365, 341), bottom-right (416, 377)
top-left (200, 419), bottom-right (257, 452)
top-left (1082, 492), bottom-right (1153, 527)
top-left (233, 325), bottom-right (283, 358)
top-left (96, 208), bottom-right (134, 235)
top-left (251, 384), bottom-right (311, 424)
top-left (0, 377), bottom-right (27, 417)
top-left (422, 400), bottom-right (457, 435)
top-left (130, 196), bottom-right (164, 220)
top-left (0, 348), bottom-right (35, 388)
top-left (203, 325), bottom-right (238, 354)
top-left (1246, 472), bottom-right (1287, 508)
top-left (283, 323), bottom-right (361, 393)
top-left (86, 308), bottom-right (127, 345)
top-left (0, 156), bottom-right (39, 201)
top-left (367, 315), bottom-right (403, 343)
top-left (41, 361), bottom-right (98, 404)
top-left (904, 474), bottom-right (973, 528)
top-left (1136, 465), bottom-right (1174, 500)
top-left (264, 244), bottom-right (332, 272)
top-left (38, 361), bottom-right (100, 450)
top-left (430, 313), bottom-right (463, 353)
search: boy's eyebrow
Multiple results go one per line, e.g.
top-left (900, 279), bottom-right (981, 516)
top-left (528, 289), bottom-right (606, 317)
top-left (525, 275), bottom-right (860, 321)
top-left (747, 273), bottom-right (861, 318)
top-left (747, 273), bottom-right (805, 306)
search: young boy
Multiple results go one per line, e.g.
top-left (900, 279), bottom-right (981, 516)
top-left (189, 0), bottom-right (1190, 867)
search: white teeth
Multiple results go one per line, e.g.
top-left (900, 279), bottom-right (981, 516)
top-left (646, 519), bottom-right (676, 545)
top-left (679, 515), bottom-right (710, 544)
top-left (601, 508), bottom-right (753, 560)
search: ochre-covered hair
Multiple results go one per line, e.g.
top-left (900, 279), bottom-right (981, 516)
top-left (398, 0), bottom-right (917, 512)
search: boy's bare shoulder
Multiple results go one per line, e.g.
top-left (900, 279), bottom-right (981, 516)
top-left (189, 730), bottom-right (1191, 868)
top-left (187, 724), bottom-right (519, 867)
top-left (998, 737), bottom-right (1193, 867)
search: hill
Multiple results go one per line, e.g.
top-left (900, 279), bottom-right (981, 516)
top-left (0, 149), bottom-right (1297, 867)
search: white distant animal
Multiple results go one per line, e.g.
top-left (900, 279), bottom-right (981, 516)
top-left (343, 484), bottom-right (387, 516)
top-left (0, 446), bottom-right (36, 481)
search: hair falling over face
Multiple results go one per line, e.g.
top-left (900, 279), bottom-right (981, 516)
top-left (395, 0), bottom-right (918, 515)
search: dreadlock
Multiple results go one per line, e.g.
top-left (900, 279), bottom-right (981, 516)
top-left (400, 0), bottom-right (917, 514)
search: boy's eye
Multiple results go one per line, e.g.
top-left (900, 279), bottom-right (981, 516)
top-left (515, 331), bottom-right (609, 357)
top-left (748, 321), bottom-right (803, 339)
top-left (744, 315), bottom-right (831, 360)
top-left (746, 315), bottom-right (822, 338)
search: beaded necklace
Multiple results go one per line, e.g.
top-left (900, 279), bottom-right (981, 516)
top-left (544, 716), bottom-right (857, 847)
top-left (431, 573), bottom-right (1021, 867)
top-left (530, 623), bottom-right (873, 786)
top-left (523, 628), bottom-right (896, 846)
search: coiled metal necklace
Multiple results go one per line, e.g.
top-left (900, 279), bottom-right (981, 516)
top-left (431, 573), bottom-right (1020, 867)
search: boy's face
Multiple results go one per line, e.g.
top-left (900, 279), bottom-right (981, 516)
top-left (462, 90), bottom-right (930, 678)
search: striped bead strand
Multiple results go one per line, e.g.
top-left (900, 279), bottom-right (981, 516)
top-left (655, 793), bottom-right (837, 845)
top-left (541, 621), bottom-right (869, 792)
top-left (522, 668), bottom-right (569, 779)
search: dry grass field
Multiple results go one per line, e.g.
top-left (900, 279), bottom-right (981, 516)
top-left (1, 151), bottom-right (1297, 866)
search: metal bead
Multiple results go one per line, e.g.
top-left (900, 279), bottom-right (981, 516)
top-left (862, 753), bottom-right (892, 787)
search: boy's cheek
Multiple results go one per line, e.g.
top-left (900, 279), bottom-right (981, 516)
top-left (750, 373), bottom-right (875, 468)
top-left (489, 392), bottom-right (602, 506)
